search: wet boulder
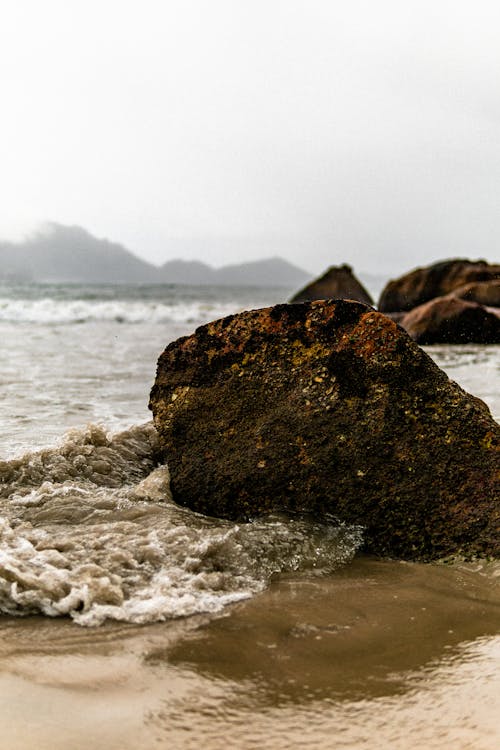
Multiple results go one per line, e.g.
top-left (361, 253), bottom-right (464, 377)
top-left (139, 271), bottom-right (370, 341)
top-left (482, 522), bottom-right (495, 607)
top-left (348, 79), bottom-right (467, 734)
top-left (452, 279), bottom-right (500, 308)
top-left (400, 296), bottom-right (500, 344)
top-left (378, 259), bottom-right (500, 313)
top-left (149, 300), bottom-right (499, 561)
top-left (290, 264), bottom-right (373, 306)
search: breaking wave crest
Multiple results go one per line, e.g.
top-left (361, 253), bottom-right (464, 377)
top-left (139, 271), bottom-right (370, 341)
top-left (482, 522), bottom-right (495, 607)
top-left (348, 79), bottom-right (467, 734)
top-left (0, 423), bottom-right (363, 626)
top-left (0, 297), bottom-right (242, 325)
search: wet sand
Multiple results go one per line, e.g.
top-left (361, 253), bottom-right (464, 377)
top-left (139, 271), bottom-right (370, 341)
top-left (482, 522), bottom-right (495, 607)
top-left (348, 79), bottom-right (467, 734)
top-left (1, 556), bottom-right (499, 750)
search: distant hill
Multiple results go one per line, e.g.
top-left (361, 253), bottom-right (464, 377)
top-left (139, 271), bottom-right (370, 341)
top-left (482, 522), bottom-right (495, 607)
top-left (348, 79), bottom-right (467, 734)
top-left (0, 223), bottom-right (312, 287)
top-left (159, 256), bottom-right (311, 287)
top-left (0, 223), bottom-right (158, 284)
top-left (157, 259), bottom-right (217, 285)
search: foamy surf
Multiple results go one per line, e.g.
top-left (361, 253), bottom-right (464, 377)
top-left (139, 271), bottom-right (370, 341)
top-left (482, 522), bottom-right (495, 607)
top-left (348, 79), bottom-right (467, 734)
top-left (0, 423), bottom-right (363, 626)
top-left (0, 297), bottom-right (244, 325)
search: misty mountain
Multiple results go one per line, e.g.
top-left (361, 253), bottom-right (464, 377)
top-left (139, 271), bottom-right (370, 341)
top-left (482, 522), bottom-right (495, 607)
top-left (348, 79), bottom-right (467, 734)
top-left (159, 257), bottom-right (311, 287)
top-left (0, 223), bottom-right (312, 287)
top-left (0, 223), bottom-right (158, 284)
top-left (157, 259), bottom-right (217, 285)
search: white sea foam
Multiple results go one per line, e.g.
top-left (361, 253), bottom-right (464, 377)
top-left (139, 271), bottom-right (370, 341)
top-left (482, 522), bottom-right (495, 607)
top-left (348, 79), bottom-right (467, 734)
top-left (0, 297), bottom-right (243, 325)
top-left (0, 424), bottom-right (363, 626)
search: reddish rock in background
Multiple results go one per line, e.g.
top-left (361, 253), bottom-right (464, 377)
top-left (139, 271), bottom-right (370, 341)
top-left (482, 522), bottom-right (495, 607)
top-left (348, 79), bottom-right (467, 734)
top-left (149, 299), bottom-right (499, 561)
top-left (290, 264), bottom-right (374, 306)
top-left (378, 259), bottom-right (500, 313)
top-left (452, 279), bottom-right (500, 308)
top-left (400, 296), bottom-right (500, 345)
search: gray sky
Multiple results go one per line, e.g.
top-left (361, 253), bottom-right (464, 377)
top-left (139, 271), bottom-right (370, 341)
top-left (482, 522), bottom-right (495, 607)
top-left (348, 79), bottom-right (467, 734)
top-left (1, 0), bottom-right (500, 274)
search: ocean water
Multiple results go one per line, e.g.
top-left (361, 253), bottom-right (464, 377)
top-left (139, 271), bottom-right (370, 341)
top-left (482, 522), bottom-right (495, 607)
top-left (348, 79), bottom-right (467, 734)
top-left (0, 282), bottom-right (499, 749)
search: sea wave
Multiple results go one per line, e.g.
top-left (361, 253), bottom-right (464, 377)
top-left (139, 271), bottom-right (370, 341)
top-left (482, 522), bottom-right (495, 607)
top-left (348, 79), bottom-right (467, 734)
top-left (0, 423), bottom-right (363, 626)
top-left (0, 297), bottom-right (244, 325)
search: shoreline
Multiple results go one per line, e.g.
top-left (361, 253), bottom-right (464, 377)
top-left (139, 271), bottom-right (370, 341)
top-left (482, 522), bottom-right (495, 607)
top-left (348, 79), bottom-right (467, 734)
top-left (1, 557), bottom-right (499, 749)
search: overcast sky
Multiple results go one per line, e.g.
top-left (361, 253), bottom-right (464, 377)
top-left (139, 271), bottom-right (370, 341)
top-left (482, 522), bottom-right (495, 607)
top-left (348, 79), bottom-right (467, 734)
top-left (1, 0), bottom-right (500, 274)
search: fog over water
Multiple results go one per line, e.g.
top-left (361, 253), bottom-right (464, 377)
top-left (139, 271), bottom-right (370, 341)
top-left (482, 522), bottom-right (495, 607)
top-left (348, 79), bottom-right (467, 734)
top-left (2, 1), bottom-right (500, 274)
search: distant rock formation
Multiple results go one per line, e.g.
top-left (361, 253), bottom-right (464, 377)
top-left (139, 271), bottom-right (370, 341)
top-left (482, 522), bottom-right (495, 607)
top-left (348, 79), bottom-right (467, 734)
top-left (149, 299), bottom-right (500, 561)
top-left (377, 259), bottom-right (500, 344)
top-left (378, 259), bottom-right (500, 313)
top-left (400, 296), bottom-right (500, 344)
top-left (290, 264), bottom-right (374, 305)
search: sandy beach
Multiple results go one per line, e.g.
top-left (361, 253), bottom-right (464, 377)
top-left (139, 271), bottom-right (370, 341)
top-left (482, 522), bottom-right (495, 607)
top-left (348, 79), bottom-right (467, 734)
top-left (1, 557), bottom-right (499, 750)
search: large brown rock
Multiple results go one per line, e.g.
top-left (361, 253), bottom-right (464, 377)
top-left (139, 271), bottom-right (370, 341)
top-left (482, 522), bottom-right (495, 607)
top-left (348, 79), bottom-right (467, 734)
top-left (378, 259), bottom-right (500, 313)
top-left (400, 295), bottom-right (500, 344)
top-left (149, 300), bottom-right (499, 561)
top-left (290, 264), bottom-right (373, 306)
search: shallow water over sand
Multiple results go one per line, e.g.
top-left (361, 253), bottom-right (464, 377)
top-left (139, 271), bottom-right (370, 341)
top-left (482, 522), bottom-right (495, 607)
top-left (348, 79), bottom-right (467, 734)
top-left (0, 558), bottom-right (498, 750)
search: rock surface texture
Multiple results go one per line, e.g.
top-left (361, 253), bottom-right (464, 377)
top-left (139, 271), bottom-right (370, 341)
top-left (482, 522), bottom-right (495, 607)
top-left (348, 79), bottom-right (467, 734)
top-left (290, 264), bottom-right (373, 306)
top-left (149, 300), bottom-right (500, 561)
top-left (452, 279), bottom-right (500, 308)
top-left (378, 259), bottom-right (500, 313)
top-left (400, 296), bottom-right (500, 345)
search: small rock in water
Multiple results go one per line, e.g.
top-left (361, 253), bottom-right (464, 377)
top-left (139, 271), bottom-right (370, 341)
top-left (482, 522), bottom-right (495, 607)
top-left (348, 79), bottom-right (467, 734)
top-left (289, 263), bottom-right (374, 306)
top-left (149, 299), bottom-right (500, 561)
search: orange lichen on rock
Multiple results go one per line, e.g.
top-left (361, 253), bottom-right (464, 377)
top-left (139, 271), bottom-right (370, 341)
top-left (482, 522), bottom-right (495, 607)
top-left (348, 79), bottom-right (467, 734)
top-left (337, 311), bottom-right (402, 361)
